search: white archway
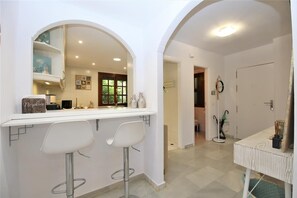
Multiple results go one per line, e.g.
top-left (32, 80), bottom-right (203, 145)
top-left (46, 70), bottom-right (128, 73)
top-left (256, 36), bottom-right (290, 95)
top-left (32, 20), bottom-right (136, 60)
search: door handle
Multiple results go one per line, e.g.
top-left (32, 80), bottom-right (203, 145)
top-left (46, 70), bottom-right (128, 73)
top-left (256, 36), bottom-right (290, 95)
top-left (264, 100), bottom-right (274, 111)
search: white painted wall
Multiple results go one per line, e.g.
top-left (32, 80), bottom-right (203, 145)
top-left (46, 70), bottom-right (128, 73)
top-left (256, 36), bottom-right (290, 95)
top-left (1, 2), bottom-right (20, 198)
top-left (224, 34), bottom-right (292, 138)
top-left (141, 1), bottom-right (192, 186)
top-left (164, 40), bottom-right (225, 146)
top-left (163, 61), bottom-right (178, 145)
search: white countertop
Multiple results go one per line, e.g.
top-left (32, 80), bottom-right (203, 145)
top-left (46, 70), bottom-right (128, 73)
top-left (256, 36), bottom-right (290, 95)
top-left (1, 108), bottom-right (155, 127)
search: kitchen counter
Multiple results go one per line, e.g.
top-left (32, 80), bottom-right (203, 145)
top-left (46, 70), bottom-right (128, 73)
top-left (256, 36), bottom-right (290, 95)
top-left (1, 107), bottom-right (155, 127)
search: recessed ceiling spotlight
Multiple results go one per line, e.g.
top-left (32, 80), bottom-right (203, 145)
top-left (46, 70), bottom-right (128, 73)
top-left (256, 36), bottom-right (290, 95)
top-left (214, 25), bottom-right (237, 37)
top-left (92, 62), bottom-right (96, 66)
top-left (78, 40), bottom-right (83, 44)
top-left (123, 67), bottom-right (127, 70)
top-left (45, 81), bottom-right (50, 85)
top-left (75, 55), bottom-right (79, 59)
top-left (113, 58), bottom-right (121, 62)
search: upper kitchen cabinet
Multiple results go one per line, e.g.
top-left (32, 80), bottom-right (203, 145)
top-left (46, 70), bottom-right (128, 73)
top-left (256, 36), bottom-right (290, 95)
top-left (33, 26), bottom-right (65, 89)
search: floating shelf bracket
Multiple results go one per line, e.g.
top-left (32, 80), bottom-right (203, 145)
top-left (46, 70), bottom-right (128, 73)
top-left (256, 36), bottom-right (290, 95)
top-left (9, 125), bottom-right (34, 146)
top-left (96, 119), bottom-right (100, 131)
top-left (140, 115), bottom-right (150, 126)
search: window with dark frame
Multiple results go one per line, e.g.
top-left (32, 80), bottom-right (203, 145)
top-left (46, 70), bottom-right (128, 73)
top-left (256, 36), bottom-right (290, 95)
top-left (98, 72), bottom-right (127, 106)
top-left (194, 72), bottom-right (205, 107)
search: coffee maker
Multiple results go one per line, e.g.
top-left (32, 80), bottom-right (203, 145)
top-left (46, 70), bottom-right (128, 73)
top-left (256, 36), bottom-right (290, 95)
top-left (45, 94), bottom-right (60, 110)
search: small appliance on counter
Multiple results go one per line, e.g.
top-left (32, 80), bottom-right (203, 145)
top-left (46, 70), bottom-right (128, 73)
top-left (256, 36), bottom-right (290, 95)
top-left (45, 94), bottom-right (60, 110)
top-left (45, 94), bottom-right (56, 104)
top-left (46, 103), bottom-right (60, 110)
top-left (62, 100), bottom-right (72, 109)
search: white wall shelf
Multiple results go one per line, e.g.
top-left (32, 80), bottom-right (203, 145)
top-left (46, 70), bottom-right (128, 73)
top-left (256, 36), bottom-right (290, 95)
top-left (33, 41), bottom-right (61, 53)
top-left (33, 72), bottom-right (61, 84)
top-left (33, 26), bottom-right (65, 90)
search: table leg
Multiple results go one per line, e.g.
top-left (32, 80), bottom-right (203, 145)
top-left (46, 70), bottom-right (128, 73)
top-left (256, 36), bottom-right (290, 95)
top-left (285, 182), bottom-right (291, 198)
top-left (243, 168), bottom-right (251, 198)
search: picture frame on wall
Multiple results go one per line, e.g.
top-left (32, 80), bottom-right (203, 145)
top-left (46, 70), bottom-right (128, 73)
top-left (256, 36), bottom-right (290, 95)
top-left (75, 75), bottom-right (91, 90)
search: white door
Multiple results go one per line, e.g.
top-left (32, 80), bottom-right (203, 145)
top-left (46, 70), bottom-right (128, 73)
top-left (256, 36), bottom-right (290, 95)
top-left (236, 63), bottom-right (275, 139)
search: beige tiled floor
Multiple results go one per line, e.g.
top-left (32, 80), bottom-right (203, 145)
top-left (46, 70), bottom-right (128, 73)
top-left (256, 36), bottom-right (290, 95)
top-left (88, 132), bottom-right (281, 198)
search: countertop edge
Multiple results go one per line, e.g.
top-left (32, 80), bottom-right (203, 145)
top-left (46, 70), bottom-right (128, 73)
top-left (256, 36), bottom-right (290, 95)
top-left (1, 108), bottom-right (156, 127)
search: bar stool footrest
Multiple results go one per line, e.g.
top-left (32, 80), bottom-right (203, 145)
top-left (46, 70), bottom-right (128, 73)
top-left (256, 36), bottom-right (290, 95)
top-left (111, 168), bottom-right (135, 180)
top-left (51, 178), bottom-right (86, 194)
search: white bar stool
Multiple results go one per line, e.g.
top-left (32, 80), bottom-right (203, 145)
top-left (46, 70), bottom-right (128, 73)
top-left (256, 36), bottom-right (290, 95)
top-left (41, 120), bottom-right (94, 198)
top-left (106, 121), bottom-right (145, 198)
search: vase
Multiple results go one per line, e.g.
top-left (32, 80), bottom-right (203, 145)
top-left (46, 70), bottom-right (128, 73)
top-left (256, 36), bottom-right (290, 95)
top-left (138, 92), bottom-right (146, 108)
top-left (131, 94), bottom-right (138, 108)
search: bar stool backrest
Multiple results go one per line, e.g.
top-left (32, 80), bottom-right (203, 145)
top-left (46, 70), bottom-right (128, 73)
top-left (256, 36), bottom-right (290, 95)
top-left (41, 120), bottom-right (94, 154)
top-left (110, 121), bottom-right (145, 147)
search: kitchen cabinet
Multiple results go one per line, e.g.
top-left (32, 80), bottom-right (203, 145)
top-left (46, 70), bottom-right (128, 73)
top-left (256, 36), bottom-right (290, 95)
top-left (33, 26), bottom-right (65, 89)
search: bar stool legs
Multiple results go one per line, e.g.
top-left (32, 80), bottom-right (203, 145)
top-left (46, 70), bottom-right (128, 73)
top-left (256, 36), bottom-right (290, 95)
top-left (123, 147), bottom-right (129, 198)
top-left (121, 147), bottom-right (138, 198)
top-left (51, 152), bottom-right (86, 198)
top-left (66, 153), bottom-right (74, 198)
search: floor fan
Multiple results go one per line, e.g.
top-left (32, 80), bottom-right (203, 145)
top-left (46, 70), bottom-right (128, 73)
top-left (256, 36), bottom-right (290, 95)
top-left (213, 76), bottom-right (225, 143)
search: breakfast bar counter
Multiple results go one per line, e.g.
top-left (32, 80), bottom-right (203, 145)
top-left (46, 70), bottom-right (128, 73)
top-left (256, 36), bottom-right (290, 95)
top-left (1, 108), bottom-right (155, 127)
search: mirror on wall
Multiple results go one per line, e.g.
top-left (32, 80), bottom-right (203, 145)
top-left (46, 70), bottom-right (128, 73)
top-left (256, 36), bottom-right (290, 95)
top-left (32, 24), bottom-right (133, 109)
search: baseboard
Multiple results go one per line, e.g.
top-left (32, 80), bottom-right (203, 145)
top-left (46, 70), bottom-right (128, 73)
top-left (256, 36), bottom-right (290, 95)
top-left (185, 144), bottom-right (194, 149)
top-left (78, 173), bottom-right (166, 197)
top-left (143, 174), bottom-right (166, 191)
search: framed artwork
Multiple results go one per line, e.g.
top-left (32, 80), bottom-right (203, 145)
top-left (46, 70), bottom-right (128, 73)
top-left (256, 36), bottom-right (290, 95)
top-left (75, 75), bottom-right (91, 90)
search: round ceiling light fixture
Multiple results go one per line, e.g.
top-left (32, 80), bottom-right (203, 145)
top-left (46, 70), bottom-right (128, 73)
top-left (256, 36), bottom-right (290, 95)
top-left (214, 25), bottom-right (237, 37)
top-left (113, 57), bottom-right (121, 62)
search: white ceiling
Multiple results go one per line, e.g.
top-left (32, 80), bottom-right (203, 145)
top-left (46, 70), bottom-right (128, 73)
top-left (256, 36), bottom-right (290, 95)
top-left (64, 0), bottom-right (292, 71)
top-left (65, 25), bottom-right (128, 72)
top-left (172, 0), bottom-right (292, 55)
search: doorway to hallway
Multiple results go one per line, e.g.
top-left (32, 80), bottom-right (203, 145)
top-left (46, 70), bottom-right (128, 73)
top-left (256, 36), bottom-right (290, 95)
top-left (163, 60), bottom-right (179, 151)
top-left (194, 66), bottom-right (206, 144)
